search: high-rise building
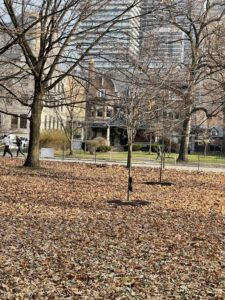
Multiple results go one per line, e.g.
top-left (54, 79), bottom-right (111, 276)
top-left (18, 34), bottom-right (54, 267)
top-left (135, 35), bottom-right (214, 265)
top-left (140, 0), bottom-right (186, 66)
top-left (77, 0), bottom-right (140, 71)
top-left (140, 0), bottom-right (212, 66)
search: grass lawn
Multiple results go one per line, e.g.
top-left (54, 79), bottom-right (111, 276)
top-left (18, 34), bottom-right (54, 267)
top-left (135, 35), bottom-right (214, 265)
top-left (56, 149), bottom-right (225, 166)
top-left (0, 158), bottom-right (224, 299)
top-left (187, 153), bottom-right (225, 165)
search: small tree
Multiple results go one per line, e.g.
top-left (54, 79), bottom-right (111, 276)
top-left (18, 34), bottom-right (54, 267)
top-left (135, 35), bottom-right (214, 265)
top-left (118, 67), bottom-right (153, 201)
top-left (196, 128), bottom-right (212, 156)
top-left (54, 77), bottom-right (86, 155)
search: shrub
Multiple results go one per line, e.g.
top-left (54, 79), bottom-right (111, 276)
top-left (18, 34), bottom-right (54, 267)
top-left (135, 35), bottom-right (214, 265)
top-left (86, 137), bottom-right (108, 154)
top-left (40, 130), bottom-right (69, 150)
top-left (140, 145), bottom-right (148, 152)
top-left (123, 144), bottom-right (145, 151)
top-left (96, 145), bottom-right (111, 152)
top-left (132, 144), bottom-right (143, 151)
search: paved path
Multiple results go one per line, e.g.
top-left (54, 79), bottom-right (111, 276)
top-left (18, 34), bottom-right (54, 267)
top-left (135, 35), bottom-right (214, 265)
top-left (41, 157), bottom-right (225, 173)
top-left (3, 150), bottom-right (224, 173)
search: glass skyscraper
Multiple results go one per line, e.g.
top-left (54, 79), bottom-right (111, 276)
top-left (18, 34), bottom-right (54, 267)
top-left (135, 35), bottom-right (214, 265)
top-left (77, 0), bottom-right (140, 71)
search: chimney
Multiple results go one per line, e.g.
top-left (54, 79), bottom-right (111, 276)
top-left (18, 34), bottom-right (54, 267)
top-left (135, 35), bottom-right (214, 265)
top-left (88, 58), bottom-right (95, 84)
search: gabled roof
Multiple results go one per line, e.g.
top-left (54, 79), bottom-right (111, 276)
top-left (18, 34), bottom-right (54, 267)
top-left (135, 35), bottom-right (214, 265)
top-left (107, 111), bottom-right (126, 127)
top-left (86, 111), bottom-right (127, 128)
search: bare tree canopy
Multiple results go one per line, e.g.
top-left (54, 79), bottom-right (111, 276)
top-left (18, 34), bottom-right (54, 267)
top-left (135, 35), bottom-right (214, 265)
top-left (139, 0), bottom-right (225, 161)
top-left (0, 0), bottom-right (225, 166)
top-left (0, 0), bottom-right (141, 167)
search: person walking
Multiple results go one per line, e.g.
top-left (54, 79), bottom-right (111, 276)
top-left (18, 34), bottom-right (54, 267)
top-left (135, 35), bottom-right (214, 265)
top-left (2, 134), bottom-right (13, 157)
top-left (16, 136), bottom-right (25, 157)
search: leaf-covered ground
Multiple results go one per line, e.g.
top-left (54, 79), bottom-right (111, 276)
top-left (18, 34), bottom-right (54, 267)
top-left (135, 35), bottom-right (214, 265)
top-left (0, 158), bottom-right (225, 299)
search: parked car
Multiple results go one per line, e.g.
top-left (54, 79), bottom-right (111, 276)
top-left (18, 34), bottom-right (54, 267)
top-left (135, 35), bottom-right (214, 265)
top-left (0, 134), bottom-right (29, 150)
top-left (20, 137), bottom-right (29, 148)
top-left (7, 135), bottom-right (29, 150)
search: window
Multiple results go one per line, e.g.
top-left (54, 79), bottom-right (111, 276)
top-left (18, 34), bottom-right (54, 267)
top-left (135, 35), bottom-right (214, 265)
top-left (168, 112), bottom-right (173, 119)
top-left (44, 115), bottom-right (47, 129)
top-left (169, 92), bottom-right (177, 101)
top-left (211, 128), bottom-right (218, 137)
top-left (163, 111), bottom-right (167, 119)
top-left (20, 114), bottom-right (28, 129)
top-left (49, 116), bottom-right (52, 129)
top-left (97, 89), bottom-right (106, 97)
top-left (97, 110), bottom-right (103, 117)
top-left (106, 109), bottom-right (112, 117)
top-left (53, 117), bottom-right (55, 129)
top-left (11, 116), bottom-right (18, 129)
top-left (175, 112), bottom-right (180, 119)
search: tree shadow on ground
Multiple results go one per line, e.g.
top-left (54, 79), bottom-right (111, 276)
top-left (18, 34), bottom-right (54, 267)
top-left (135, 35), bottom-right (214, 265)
top-left (107, 200), bottom-right (149, 206)
top-left (143, 181), bottom-right (174, 186)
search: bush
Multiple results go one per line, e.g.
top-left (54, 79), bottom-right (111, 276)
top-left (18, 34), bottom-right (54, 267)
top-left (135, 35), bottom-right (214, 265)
top-left (96, 145), bottom-right (111, 152)
top-left (140, 145), bottom-right (149, 152)
top-left (40, 130), bottom-right (69, 150)
top-left (123, 144), bottom-right (145, 151)
top-left (86, 137), bottom-right (108, 154)
top-left (132, 144), bottom-right (143, 151)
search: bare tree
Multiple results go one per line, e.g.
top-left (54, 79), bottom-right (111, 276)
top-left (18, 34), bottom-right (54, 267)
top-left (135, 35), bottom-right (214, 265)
top-left (140, 0), bottom-right (225, 161)
top-left (205, 20), bottom-right (225, 150)
top-left (115, 64), bottom-right (154, 200)
top-left (166, 0), bottom-right (225, 161)
top-left (0, 0), bottom-right (140, 167)
top-left (53, 76), bottom-right (86, 155)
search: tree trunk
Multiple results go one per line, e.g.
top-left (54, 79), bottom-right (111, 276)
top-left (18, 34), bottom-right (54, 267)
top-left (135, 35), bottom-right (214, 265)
top-left (127, 144), bottom-right (131, 169)
top-left (204, 143), bottom-right (207, 156)
top-left (222, 107), bottom-right (225, 153)
top-left (69, 129), bottom-right (73, 155)
top-left (69, 121), bottom-right (73, 156)
top-left (149, 133), bottom-right (152, 154)
top-left (127, 142), bottom-right (132, 201)
top-left (177, 115), bottom-right (191, 162)
top-left (69, 143), bottom-right (73, 156)
top-left (24, 92), bottom-right (43, 168)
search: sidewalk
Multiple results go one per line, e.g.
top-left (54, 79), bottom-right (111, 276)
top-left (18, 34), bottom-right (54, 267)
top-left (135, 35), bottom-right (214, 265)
top-left (2, 149), bottom-right (225, 173)
top-left (41, 156), bottom-right (225, 173)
